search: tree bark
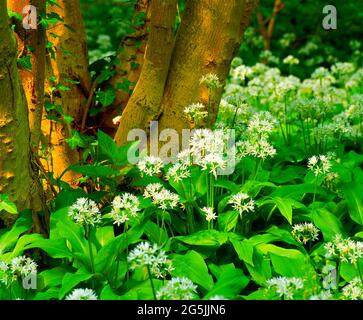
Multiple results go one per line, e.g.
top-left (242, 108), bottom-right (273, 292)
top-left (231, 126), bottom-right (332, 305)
top-left (0, 0), bottom-right (42, 224)
top-left (7, 0), bottom-right (46, 150)
top-left (43, 0), bottom-right (91, 184)
top-left (114, 0), bottom-right (178, 146)
top-left (114, 0), bottom-right (257, 147)
top-left (158, 0), bottom-right (258, 134)
top-left (101, 0), bottom-right (150, 137)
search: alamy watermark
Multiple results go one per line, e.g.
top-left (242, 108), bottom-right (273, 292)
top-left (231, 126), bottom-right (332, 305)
top-left (322, 5), bottom-right (337, 30)
top-left (22, 5), bottom-right (37, 30)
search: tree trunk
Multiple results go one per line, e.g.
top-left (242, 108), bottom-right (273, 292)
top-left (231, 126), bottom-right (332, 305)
top-left (7, 0), bottom-right (46, 150)
top-left (0, 0), bottom-right (42, 224)
top-left (114, 0), bottom-right (257, 147)
top-left (100, 0), bottom-right (150, 137)
top-left (158, 0), bottom-right (258, 134)
top-left (43, 0), bottom-right (91, 184)
top-left (114, 0), bottom-right (178, 146)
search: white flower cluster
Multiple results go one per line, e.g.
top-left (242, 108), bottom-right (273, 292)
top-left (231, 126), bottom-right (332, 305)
top-left (0, 256), bottom-right (37, 285)
top-left (200, 73), bottom-right (222, 89)
top-left (184, 103), bottom-right (208, 125)
top-left (236, 112), bottom-right (277, 160)
top-left (128, 242), bottom-right (174, 279)
top-left (309, 290), bottom-right (333, 300)
top-left (189, 129), bottom-right (233, 177)
top-left (110, 193), bottom-right (140, 226)
top-left (283, 55), bottom-right (300, 65)
top-left (307, 154), bottom-right (332, 176)
top-left (65, 288), bottom-right (98, 300)
top-left (228, 192), bottom-right (255, 217)
top-left (201, 207), bottom-right (217, 222)
top-left (156, 277), bottom-right (197, 300)
top-left (137, 156), bottom-right (164, 177)
top-left (165, 162), bottom-right (190, 183)
top-left (266, 276), bottom-right (304, 300)
top-left (69, 198), bottom-right (101, 226)
top-left (342, 278), bottom-right (363, 300)
top-left (144, 183), bottom-right (179, 210)
top-left (324, 234), bottom-right (363, 265)
top-left (291, 222), bottom-right (319, 245)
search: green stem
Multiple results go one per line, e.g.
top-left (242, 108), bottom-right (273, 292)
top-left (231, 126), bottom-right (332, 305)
top-left (87, 225), bottom-right (95, 274)
top-left (147, 266), bottom-right (157, 300)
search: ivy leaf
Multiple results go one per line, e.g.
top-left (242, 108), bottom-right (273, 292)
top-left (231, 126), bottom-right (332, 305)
top-left (0, 194), bottom-right (18, 214)
top-left (96, 88), bottom-right (116, 107)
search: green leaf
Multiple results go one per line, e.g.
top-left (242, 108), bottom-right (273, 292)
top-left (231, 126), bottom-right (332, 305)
top-left (171, 251), bottom-right (214, 291)
top-left (218, 211), bottom-right (239, 232)
top-left (59, 268), bottom-right (94, 299)
top-left (342, 182), bottom-right (363, 225)
top-left (96, 88), bottom-right (116, 107)
top-left (175, 230), bottom-right (229, 248)
top-left (0, 212), bottom-right (32, 254)
top-left (29, 238), bottom-right (73, 259)
top-left (204, 264), bottom-right (249, 299)
top-left (94, 224), bottom-right (144, 274)
top-left (312, 208), bottom-right (344, 241)
top-left (231, 239), bottom-right (254, 266)
top-left (0, 194), bottom-right (18, 214)
top-left (39, 267), bottom-right (69, 289)
top-left (17, 56), bottom-right (32, 71)
top-left (258, 244), bottom-right (310, 277)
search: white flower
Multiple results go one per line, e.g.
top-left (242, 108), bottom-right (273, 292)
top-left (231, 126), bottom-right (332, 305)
top-left (156, 277), bottom-right (197, 300)
top-left (202, 207), bottom-right (217, 222)
top-left (143, 183), bottom-right (179, 210)
top-left (342, 278), bottom-right (363, 300)
top-left (200, 73), bottom-right (221, 89)
top-left (307, 154), bottom-right (332, 176)
top-left (283, 55), bottom-right (300, 65)
top-left (65, 288), bottom-right (98, 300)
top-left (0, 256), bottom-right (37, 286)
top-left (291, 222), bottom-right (319, 245)
top-left (69, 198), bottom-right (101, 226)
top-left (228, 192), bottom-right (255, 217)
top-left (324, 234), bottom-right (363, 265)
top-left (137, 156), bottom-right (164, 177)
top-left (309, 290), bottom-right (333, 300)
top-left (189, 129), bottom-right (230, 177)
top-left (110, 193), bottom-right (140, 226)
top-left (128, 242), bottom-right (174, 279)
top-left (184, 103), bottom-right (208, 124)
top-left (267, 276), bottom-right (304, 299)
top-left (165, 162), bottom-right (191, 183)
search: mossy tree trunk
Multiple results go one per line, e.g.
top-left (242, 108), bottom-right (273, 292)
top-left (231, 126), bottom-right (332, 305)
top-left (0, 0), bottom-right (43, 225)
top-left (101, 0), bottom-right (151, 137)
top-left (43, 0), bottom-right (91, 184)
top-left (114, 0), bottom-right (257, 147)
top-left (8, 0), bottom-right (91, 185)
top-left (114, 0), bottom-right (178, 145)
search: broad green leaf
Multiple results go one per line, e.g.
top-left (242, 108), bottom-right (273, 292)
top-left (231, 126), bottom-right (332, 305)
top-left (312, 208), bottom-right (344, 241)
top-left (39, 267), bottom-right (69, 289)
top-left (258, 244), bottom-right (309, 277)
top-left (218, 211), bottom-right (239, 232)
top-left (171, 251), bottom-right (214, 291)
top-left (204, 264), bottom-right (249, 299)
top-left (231, 239), bottom-right (254, 266)
top-left (175, 230), bottom-right (229, 247)
top-left (0, 194), bottom-right (18, 214)
top-left (28, 238), bottom-right (73, 259)
top-left (0, 212), bottom-right (32, 254)
top-left (59, 268), bottom-right (94, 299)
top-left (342, 182), bottom-right (363, 225)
